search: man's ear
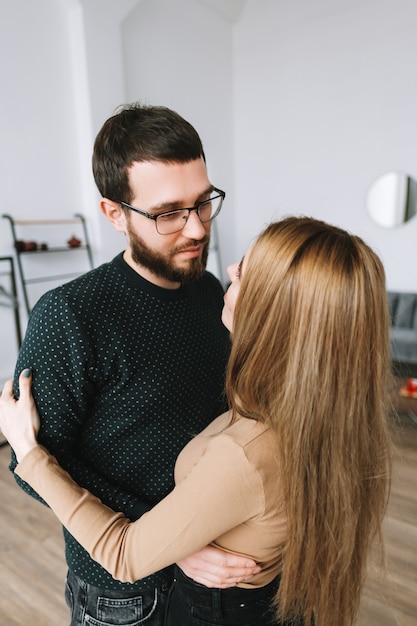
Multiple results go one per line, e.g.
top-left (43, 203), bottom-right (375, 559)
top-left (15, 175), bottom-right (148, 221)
top-left (100, 199), bottom-right (127, 233)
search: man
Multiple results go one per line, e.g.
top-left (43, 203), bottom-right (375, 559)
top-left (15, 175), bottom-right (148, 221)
top-left (10, 104), bottom-right (258, 625)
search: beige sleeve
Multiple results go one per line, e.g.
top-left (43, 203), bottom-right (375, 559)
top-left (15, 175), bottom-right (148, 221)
top-left (15, 440), bottom-right (262, 583)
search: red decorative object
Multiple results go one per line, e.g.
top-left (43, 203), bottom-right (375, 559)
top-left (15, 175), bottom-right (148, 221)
top-left (23, 241), bottom-right (37, 251)
top-left (15, 240), bottom-right (48, 251)
top-left (67, 236), bottom-right (82, 248)
top-left (399, 378), bottom-right (417, 398)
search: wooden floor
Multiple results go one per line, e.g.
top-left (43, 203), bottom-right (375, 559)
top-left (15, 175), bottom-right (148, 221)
top-left (0, 412), bottom-right (416, 626)
top-left (357, 411), bottom-right (417, 626)
top-left (0, 443), bottom-right (68, 625)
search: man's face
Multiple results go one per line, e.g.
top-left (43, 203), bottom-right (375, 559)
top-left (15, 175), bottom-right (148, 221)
top-left (124, 158), bottom-right (213, 288)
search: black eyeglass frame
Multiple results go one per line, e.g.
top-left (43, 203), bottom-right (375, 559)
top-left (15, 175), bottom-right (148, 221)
top-left (119, 187), bottom-right (225, 235)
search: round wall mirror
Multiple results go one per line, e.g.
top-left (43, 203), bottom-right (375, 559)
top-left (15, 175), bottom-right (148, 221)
top-left (366, 171), bottom-right (417, 228)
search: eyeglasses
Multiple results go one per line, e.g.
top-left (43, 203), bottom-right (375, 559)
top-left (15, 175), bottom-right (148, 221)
top-left (120, 187), bottom-right (225, 235)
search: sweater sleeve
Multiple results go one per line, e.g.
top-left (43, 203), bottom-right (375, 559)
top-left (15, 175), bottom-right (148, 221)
top-left (10, 290), bottom-right (150, 520)
top-left (16, 439), bottom-right (263, 583)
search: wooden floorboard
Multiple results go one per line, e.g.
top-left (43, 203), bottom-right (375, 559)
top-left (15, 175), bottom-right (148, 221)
top-left (0, 411), bottom-right (416, 625)
top-left (357, 412), bottom-right (417, 625)
top-left (0, 443), bottom-right (68, 625)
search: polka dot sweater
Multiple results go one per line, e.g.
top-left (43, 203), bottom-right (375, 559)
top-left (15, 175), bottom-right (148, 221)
top-left (10, 253), bottom-right (230, 591)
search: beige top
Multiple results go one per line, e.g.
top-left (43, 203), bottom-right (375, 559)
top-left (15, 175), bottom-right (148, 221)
top-left (16, 411), bottom-right (287, 587)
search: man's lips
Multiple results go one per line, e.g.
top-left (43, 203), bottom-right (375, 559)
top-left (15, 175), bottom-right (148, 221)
top-left (177, 246), bottom-right (203, 258)
top-left (175, 240), bottom-right (208, 258)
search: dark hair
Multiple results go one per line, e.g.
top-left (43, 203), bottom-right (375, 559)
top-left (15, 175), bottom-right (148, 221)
top-left (92, 103), bottom-right (205, 203)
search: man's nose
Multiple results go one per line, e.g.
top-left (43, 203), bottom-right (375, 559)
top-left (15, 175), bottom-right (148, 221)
top-left (182, 209), bottom-right (207, 239)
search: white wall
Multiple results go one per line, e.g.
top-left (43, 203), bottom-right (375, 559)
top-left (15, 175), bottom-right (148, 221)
top-left (0, 0), bottom-right (84, 378)
top-left (1, 0), bottom-right (417, 380)
top-left (120, 0), bottom-right (239, 283)
top-left (0, 0), bottom-right (239, 379)
top-left (234, 0), bottom-right (417, 291)
top-left (77, 0), bottom-right (238, 274)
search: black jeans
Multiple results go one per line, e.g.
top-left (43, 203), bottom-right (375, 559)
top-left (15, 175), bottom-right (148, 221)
top-left (65, 570), bottom-right (170, 626)
top-left (166, 566), bottom-right (300, 626)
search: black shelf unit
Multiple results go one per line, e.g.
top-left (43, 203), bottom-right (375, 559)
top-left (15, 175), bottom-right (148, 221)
top-left (3, 213), bottom-right (93, 315)
top-left (0, 255), bottom-right (22, 448)
top-left (0, 255), bottom-right (22, 348)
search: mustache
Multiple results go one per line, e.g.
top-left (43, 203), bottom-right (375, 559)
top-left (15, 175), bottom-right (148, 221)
top-left (173, 237), bottom-right (210, 253)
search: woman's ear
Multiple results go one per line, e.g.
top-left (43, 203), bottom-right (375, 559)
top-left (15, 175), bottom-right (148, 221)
top-left (100, 199), bottom-right (127, 233)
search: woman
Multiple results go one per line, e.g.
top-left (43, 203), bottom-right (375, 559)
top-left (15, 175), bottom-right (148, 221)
top-left (0, 216), bottom-right (392, 626)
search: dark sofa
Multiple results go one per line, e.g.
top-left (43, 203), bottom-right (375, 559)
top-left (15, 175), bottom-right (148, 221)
top-left (388, 291), bottom-right (417, 365)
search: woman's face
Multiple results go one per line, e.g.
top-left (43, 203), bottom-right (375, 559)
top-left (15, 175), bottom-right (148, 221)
top-left (222, 248), bottom-right (251, 332)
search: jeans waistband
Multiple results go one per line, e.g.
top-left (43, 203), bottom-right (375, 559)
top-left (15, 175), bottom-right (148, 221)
top-left (173, 565), bottom-right (280, 610)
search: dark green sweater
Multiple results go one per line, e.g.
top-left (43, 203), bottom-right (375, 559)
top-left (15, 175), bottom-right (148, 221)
top-left (11, 253), bottom-right (230, 591)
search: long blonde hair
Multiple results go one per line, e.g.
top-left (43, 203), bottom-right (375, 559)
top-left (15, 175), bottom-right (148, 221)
top-left (226, 216), bottom-right (392, 625)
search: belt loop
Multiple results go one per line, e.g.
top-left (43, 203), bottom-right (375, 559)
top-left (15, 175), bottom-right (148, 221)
top-left (212, 588), bottom-right (223, 621)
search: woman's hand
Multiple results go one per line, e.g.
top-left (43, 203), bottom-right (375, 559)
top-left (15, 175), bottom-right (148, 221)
top-left (0, 369), bottom-right (41, 462)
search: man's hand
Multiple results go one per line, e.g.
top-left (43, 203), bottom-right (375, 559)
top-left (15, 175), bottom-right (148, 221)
top-left (0, 369), bottom-right (40, 462)
top-left (177, 545), bottom-right (261, 588)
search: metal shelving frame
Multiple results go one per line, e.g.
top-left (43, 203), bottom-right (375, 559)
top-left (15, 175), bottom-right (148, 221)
top-left (3, 213), bottom-right (93, 315)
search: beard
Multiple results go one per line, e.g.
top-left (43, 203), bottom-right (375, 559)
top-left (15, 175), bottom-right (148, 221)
top-left (128, 223), bottom-right (210, 284)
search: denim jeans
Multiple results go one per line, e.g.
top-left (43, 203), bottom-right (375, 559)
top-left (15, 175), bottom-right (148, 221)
top-left (65, 570), bottom-right (170, 626)
top-left (165, 566), bottom-right (301, 626)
